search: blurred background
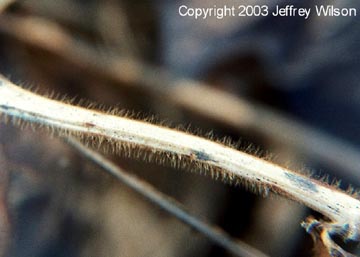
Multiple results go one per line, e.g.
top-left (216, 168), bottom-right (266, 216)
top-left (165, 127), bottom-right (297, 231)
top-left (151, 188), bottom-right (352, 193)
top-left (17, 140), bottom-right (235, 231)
top-left (0, 0), bottom-right (359, 256)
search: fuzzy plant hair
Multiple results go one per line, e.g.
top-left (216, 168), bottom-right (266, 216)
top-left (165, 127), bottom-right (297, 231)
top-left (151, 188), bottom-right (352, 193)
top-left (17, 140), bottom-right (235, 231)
top-left (0, 76), bottom-right (360, 256)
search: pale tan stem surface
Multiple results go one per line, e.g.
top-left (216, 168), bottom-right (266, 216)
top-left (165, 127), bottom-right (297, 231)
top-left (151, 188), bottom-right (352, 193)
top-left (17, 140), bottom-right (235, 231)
top-left (0, 77), bottom-right (360, 247)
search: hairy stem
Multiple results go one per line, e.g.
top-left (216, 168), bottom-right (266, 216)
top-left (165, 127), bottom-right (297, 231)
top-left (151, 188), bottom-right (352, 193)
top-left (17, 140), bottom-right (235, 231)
top-left (1, 14), bottom-right (360, 183)
top-left (0, 77), bottom-right (360, 245)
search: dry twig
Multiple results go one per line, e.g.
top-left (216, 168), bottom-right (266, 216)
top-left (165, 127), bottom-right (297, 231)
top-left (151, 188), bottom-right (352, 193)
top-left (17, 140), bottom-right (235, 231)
top-left (0, 14), bottom-right (359, 184)
top-left (0, 76), bottom-right (359, 255)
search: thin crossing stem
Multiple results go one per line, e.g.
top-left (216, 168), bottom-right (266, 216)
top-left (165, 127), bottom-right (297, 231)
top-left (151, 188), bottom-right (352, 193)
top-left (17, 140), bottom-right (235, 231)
top-left (67, 138), bottom-right (269, 257)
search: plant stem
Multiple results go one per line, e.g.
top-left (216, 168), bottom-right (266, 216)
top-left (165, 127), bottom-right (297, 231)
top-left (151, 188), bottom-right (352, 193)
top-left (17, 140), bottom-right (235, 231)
top-left (2, 14), bottom-right (360, 183)
top-left (1, 76), bottom-right (360, 246)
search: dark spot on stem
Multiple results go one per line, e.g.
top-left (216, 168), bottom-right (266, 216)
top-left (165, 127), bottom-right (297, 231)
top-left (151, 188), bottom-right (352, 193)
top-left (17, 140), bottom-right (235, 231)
top-left (285, 173), bottom-right (318, 193)
top-left (191, 150), bottom-right (215, 162)
top-left (85, 122), bottom-right (95, 128)
top-left (0, 105), bottom-right (11, 110)
top-left (327, 205), bottom-right (340, 214)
